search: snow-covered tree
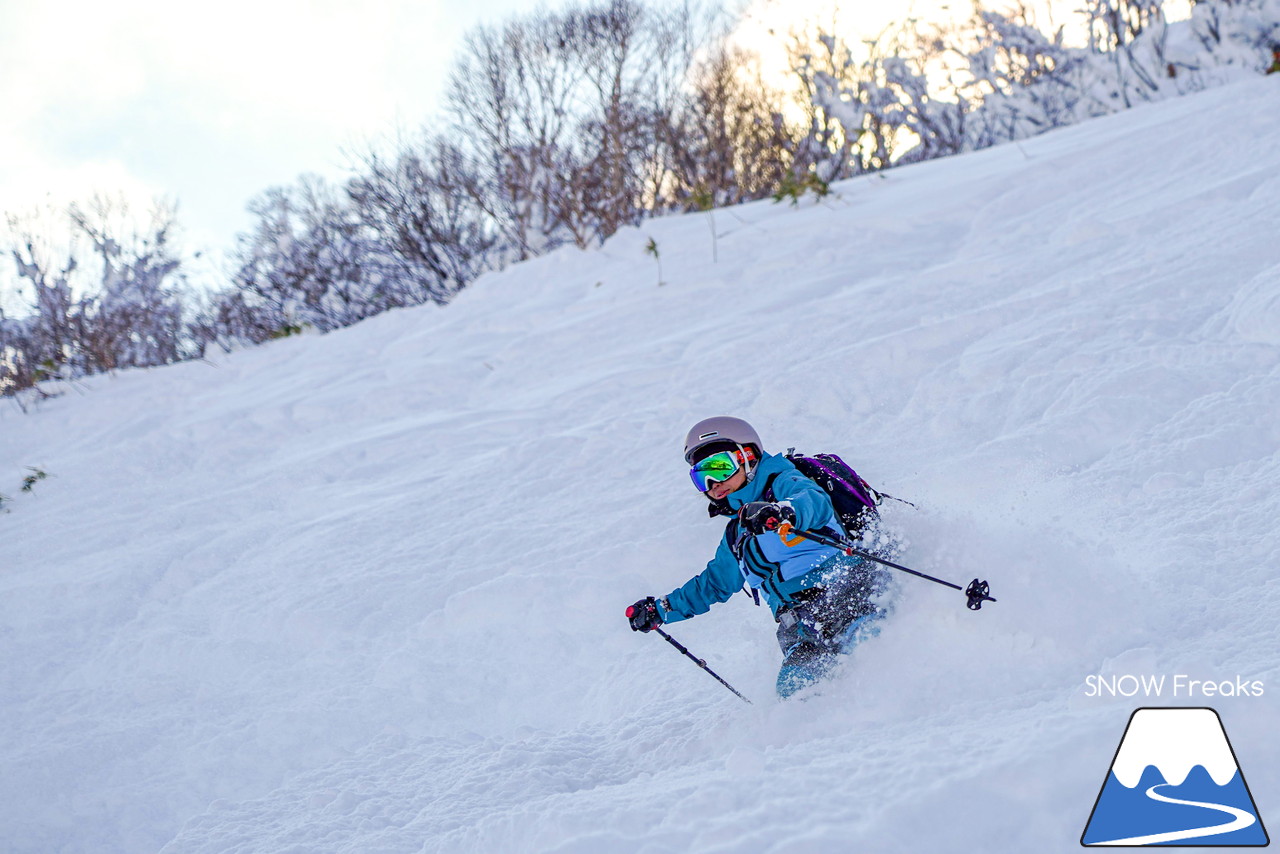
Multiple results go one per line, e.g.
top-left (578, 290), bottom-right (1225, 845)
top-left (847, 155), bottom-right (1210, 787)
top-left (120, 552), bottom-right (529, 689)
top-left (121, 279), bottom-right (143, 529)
top-left (67, 198), bottom-right (186, 372)
top-left (785, 31), bottom-right (869, 181)
top-left (793, 0), bottom-right (1280, 166)
top-left (1, 197), bottom-right (191, 396)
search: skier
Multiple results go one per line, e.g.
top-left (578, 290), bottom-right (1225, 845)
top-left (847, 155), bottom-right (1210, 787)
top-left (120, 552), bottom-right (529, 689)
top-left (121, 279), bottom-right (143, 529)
top-left (626, 416), bottom-right (894, 698)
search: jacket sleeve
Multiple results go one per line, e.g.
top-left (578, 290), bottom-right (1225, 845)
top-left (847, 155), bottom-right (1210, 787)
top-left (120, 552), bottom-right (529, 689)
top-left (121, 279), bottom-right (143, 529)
top-left (656, 534), bottom-right (742, 624)
top-left (769, 468), bottom-right (839, 532)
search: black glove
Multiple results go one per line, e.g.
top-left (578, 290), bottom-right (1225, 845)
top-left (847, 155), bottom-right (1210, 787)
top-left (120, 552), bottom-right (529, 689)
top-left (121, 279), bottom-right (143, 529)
top-left (626, 597), bottom-right (663, 632)
top-left (739, 501), bottom-right (796, 534)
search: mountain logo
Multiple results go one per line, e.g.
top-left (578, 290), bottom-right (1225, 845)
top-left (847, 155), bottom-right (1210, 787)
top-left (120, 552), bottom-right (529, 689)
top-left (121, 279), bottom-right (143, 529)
top-left (1081, 707), bottom-right (1269, 847)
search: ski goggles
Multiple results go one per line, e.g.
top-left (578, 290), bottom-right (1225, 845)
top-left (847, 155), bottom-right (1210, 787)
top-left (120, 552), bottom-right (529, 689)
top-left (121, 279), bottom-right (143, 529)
top-left (689, 450), bottom-right (743, 493)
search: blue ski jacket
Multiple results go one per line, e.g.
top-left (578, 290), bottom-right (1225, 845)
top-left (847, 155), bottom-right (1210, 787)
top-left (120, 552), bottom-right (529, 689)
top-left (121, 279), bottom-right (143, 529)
top-left (656, 452), bottom-right (847, 621)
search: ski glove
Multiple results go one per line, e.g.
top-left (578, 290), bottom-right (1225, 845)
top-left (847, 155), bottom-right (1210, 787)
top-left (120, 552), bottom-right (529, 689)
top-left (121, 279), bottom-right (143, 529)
top-left (739, 501), bottom-right (797, 535)
top-left (626, 597), bottom-right (663, 633)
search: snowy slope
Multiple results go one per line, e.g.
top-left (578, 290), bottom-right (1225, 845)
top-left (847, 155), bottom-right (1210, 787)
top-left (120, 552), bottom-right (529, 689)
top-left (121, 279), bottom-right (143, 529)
top-left (2, 77), bottom-right (1278, 854)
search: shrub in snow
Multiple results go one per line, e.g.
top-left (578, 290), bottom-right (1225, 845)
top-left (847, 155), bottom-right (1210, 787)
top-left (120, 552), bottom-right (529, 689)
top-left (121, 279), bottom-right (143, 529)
top-left (20, 467), bottom-right (48, 493)
top-left (771, 171), bottom-right (831, 206)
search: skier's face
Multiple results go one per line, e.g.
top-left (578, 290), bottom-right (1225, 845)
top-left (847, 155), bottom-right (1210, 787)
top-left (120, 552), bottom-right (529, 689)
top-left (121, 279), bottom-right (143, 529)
top-left (690, 447), bottom-right (755, 499)
top-left (706, 469), bottom-right (747, 500)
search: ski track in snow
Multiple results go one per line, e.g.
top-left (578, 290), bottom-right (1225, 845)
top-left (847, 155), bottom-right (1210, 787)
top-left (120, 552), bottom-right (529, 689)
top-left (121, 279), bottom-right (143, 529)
top-left (2, 78), bottom-right (1279, 854)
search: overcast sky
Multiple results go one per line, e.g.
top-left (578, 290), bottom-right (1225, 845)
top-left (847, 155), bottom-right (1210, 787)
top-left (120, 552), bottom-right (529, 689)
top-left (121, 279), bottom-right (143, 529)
top-left (0, 0), bottom-right (982, 262)
top-left (1, 0), bottom-right (574, 254)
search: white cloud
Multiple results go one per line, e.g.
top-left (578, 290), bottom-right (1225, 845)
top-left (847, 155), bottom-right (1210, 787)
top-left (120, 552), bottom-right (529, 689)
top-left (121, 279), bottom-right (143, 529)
top-left (0, 0), bottom-right (457, 252)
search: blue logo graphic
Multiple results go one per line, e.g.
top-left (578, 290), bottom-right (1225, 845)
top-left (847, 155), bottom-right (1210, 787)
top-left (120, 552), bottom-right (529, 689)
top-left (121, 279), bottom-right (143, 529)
top-left (1082, 708), bottom-right (1269, 847)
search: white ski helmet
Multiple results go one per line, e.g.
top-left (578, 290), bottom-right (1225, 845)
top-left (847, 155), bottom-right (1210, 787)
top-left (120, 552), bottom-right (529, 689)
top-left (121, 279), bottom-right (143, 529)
top-left (683, 416), bottom-right (764, 465)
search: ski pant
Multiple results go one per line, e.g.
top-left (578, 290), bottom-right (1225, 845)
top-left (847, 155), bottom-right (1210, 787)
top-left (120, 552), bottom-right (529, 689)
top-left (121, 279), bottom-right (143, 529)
top-left (774, 555), bottom-right (890, 697)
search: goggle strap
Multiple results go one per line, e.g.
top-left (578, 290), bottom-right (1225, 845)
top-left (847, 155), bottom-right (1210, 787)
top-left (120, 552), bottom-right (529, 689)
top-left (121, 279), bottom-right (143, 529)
top-left (689, 445), bottom-right (758, 492)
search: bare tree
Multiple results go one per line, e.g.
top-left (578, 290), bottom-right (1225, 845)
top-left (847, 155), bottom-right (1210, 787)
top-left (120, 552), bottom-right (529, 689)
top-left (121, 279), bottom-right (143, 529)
top-left (185, 287), bottom-right (281, 353)
top-left (560, 0), bottom-right (653, 238)
top-left (231, 177), bottom-right (385, 333)
top-left (661, 43), bottom-right (793, 207)
top-left (443, 0), bottom-right (714, 253)
top-left (348, 136), bottom-right (497, 305)
top-left (446, 11), bottom-right (585, 258)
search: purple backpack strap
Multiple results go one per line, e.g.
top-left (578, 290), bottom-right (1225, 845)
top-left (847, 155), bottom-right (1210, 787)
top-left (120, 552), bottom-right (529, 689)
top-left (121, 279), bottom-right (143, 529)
top-left (807, 454), bottom-right (878, 510)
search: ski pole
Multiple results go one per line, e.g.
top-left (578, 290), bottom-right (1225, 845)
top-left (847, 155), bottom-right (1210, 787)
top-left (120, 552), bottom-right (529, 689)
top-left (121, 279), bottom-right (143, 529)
top-left (652, 627), bottom-right (753, 705)
top-left (782, 524), bottom-right (996, 611)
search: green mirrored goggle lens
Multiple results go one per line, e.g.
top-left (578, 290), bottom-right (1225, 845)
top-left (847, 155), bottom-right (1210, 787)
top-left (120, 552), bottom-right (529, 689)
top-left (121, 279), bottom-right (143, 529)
top-left (690, 450), bottom-right (741, 492)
